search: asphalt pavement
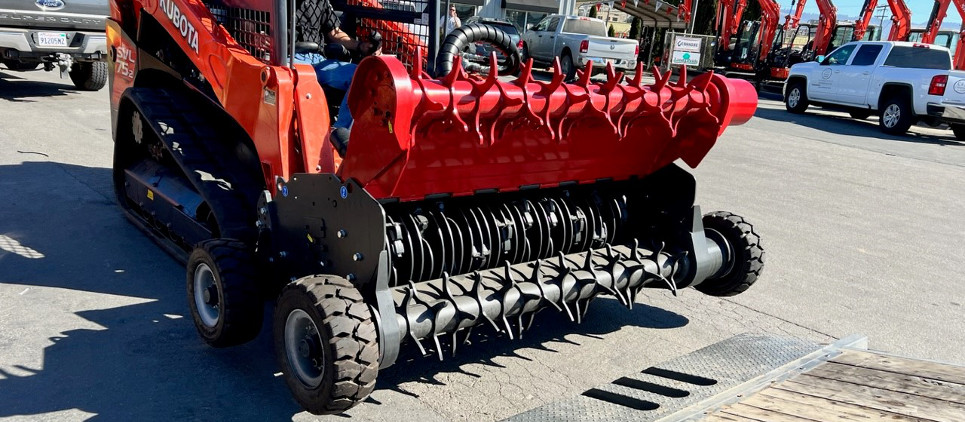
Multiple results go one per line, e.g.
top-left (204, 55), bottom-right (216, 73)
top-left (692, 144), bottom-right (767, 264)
top-left (1, 67), bottom-right (963, 421)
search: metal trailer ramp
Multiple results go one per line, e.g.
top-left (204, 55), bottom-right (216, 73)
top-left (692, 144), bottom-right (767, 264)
top-left (507, 333), bottom-right (965, 421)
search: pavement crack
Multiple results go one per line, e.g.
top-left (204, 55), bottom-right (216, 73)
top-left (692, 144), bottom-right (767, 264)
top-left (722, 298), bottom-right (836, 340)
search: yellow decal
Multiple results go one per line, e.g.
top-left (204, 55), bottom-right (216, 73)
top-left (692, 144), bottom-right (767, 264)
top-left (306, 233), bottom-right (314, 243)
top-left (147, 190), bottom-right (154, 200)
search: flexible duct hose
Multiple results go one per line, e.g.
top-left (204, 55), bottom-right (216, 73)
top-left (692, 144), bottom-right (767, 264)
top-left (436, 23), bottom-right (521, 77)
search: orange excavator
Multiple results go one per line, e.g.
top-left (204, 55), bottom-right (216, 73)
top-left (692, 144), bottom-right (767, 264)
top-left (854, 0), bottom-right (910, 42)
top-left (725, 0), bottom-right (783, 74)
top-left (918, 0), bottom-right (965, 69)
top-left (714, 0), bottom-right (750, 63)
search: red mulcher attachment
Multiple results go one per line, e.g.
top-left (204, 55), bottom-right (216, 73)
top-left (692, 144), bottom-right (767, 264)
top-left (261, 55), bottom-right (762, 414)
top-left (341, 52), bottom-right (757, 200)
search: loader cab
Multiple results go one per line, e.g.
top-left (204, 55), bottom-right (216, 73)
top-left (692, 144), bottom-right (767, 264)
top-left (826, 23), bottom-right (880, 52)
top-left (908, 29), bottom-right (960, 57)
top-left (728, 20), bottom-right (762, 69)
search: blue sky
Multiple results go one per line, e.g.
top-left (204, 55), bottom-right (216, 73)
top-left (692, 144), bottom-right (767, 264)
top-left (797, 0), bottom-right (962, 25)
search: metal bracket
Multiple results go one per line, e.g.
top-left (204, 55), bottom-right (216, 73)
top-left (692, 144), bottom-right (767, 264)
top-left (375, 250), bottom-right (401, 368)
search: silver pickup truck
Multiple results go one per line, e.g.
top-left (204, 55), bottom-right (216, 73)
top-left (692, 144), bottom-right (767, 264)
top-left (0, 0), bottom-right (109, 90)
top-left (520, 14), bottom-right (637, 80)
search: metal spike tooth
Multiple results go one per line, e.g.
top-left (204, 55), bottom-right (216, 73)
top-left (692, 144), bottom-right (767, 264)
top-left (690, 71), bottom-right (714, 92)
top-left (432, 334), bottom-right (444, 361)
top-left (577, 61), bottom-right (593, 86)
top-left (411, 47), bottom-right (424, 79)
top-left (582, 251), bottom-right (595, 271)
top-left (471, 271), bottom-right (502, 332)
top-left (442, 55), bottom-right (465, 87)
top-left (400, 286), bottom-right (429, 357)
top-left (451, 330), bottom-right (459, 356)
top-left (675, 65), bottom-right (688, 87)
top-left (627, 62), bottom-right (644, 87)
top-left (514, 56), bottom-right (534, 87)
top-left (629, 238), bottom-right (641, 261)
top-left (527, 259), bottom-right (562, 312)
top-left (651, 65), bottom-right (667, 91)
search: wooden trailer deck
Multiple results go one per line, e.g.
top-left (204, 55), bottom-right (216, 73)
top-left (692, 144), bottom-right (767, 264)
top-left (704, 349), bottom-right (965, 421)
top-left (507, 334), bottom-right (965, 422)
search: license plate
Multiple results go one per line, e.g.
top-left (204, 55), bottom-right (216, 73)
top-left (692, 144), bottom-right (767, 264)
top-left (37, 32), bottom-right (68, 47)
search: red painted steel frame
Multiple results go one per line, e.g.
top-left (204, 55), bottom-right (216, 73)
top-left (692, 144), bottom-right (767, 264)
top-left (109, 0), bottom-right (757, 202)
top-left (339, 55), bottom-right (758, 201)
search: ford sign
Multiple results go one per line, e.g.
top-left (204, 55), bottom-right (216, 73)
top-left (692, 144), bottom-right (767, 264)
top-left (35, 0), bottom-right (65, 10)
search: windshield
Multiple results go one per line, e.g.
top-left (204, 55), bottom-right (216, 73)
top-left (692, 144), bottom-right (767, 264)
top-left (562, 18), bottom-right (606, 36)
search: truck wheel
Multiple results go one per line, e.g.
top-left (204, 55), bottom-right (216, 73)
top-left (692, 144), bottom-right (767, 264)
top-left (696, 211), bottom-right (764, 297)
top-left (68, 61), bottom-right (108, 91)
top-left (879, 96), bottom-right (914, 135)
top-left (784, 81), bottom-right (808, 114)
top-left (561, 51), bottom-right (576, 81)
top-left (952, 124), bottom-right (965, 141)
top-left (274, 276), bottom-right (379, 415)
top-left (520, 43), bottom-right (529, 63)
top-left (187, 239), bottom-right (263, 347)
top-left (849, 110), bottom-right (872, 120)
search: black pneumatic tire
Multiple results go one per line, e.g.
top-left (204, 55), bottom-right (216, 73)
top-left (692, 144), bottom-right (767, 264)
top-left (561, 51), bottom-right (576, 81)
top-left (784, 80), bottom-right (809, 114)
top-left (695, 212), bottom-right (764, 297)
top-left (274, 276), bottom-right (379, 415)
top-left (68, 61), bottom-right (108, 91)
top-left (186, 239), bottom-right (264, 347)
top-left (436, 23), bottom-right (520, 77)
top-left (879, 96), bottom-right (914, 135)
top-left (952, 124), bottom-right (965, 141)
top-left (2, 60), bottom-right (40, 71)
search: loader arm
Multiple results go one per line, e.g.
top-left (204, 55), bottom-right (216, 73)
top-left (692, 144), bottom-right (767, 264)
top-left (886, 0), bottom-right (912, 41)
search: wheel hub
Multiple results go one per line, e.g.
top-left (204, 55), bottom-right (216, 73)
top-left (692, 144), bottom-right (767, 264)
top-left (285, 309), bottom-right (325, 387)
top-left (193, 263), bottom-right (220, 328)
top-left (203, 285), bottom-right (219, 305)
top-left (788, 89), bottom-right (800, 108)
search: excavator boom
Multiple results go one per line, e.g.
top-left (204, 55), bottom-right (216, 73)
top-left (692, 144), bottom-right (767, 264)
top-left (853, 0), bottom-right (878, 41)
top-left (783, 0), bottom-right (808, 30)
top-left (887, 0), bottom-right (912, 41)
top-left (757, 0), bottom-right (783, 62)
top-left (813, 0), bottom-right (838, 56)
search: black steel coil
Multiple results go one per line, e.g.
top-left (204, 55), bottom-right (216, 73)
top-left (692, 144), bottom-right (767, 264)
top-left (383, 188), bottom-right (630, 287)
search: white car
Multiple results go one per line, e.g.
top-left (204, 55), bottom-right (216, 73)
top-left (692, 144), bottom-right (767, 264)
top-left (784, 41), bottom-right (952, 135)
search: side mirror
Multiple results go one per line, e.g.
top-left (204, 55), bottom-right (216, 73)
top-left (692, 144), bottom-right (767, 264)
top-left (815, 55), bottom-right (826, 64)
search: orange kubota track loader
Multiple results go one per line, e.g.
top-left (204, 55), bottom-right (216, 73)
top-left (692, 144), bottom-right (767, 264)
top-left (106, 0), bottom-right (760, 414)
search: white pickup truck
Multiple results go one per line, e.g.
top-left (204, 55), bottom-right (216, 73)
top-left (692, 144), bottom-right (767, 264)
top-left (784, 41), bottom-right (952, 135)
top-left (520, 15), bottom-right (637, 80)
top-left (928, 70), bottom-right (965, 140)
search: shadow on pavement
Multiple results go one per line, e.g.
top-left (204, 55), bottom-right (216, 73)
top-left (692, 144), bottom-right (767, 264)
top-left (0, 161), bottom-right (689, 420)
top-left (753, 105), bottom-right (964, 147)
top-left (0, 69), bottom-right (75, 102)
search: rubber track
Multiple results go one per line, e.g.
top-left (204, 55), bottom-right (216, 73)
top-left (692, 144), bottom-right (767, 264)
top-left (126, 88), bottom-right (260, 245)
top-left (697, 211), bottom-right (764, 296)
top-left (190, 238), bottom-right (263, 347)
top-left (286, 276), bottom-right (379, 413)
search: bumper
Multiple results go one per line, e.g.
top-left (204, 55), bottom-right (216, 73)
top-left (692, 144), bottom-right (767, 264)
top-left (579, 55), bottom-right (636, 71)
top-left (927, 102), bottom-right (965, 125)
top-left (0, 28), bottom-right (106, 61)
